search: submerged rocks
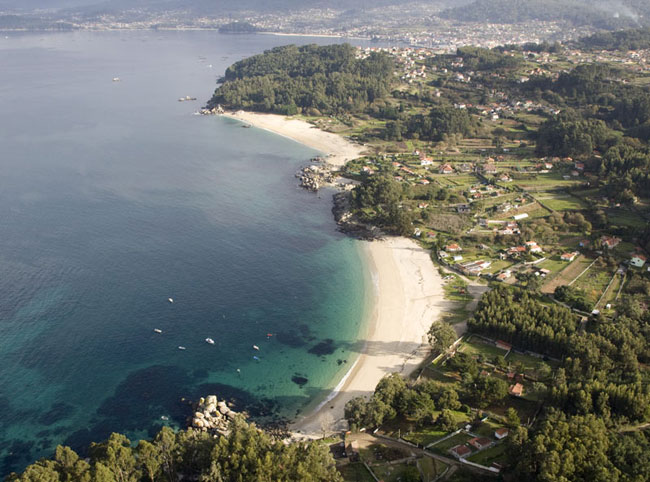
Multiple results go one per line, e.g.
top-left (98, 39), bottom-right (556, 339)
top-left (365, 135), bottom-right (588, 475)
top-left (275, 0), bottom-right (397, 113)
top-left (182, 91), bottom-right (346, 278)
top-left (190, 395), bottom-right (242, 436)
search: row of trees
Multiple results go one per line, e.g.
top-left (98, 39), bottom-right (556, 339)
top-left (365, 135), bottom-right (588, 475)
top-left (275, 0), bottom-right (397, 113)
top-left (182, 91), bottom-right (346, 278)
top-left (7, 418), bottom-right (341, 482)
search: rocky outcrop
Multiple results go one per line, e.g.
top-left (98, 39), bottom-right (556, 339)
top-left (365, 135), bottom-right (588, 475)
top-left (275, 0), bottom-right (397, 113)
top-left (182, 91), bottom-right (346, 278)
top-left (199, 104), bottom-right (225, 115)
top-left (332, 192), bottom-right (383, 240)
top-left (295, 164), bottom-right (336, 191)
top-left (190, 395), bottom-right (241, 436)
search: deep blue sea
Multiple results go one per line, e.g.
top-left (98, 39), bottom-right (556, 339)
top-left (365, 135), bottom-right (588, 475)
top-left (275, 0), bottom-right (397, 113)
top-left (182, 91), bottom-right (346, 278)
top-left (0, 31), bottom-right (373, 475)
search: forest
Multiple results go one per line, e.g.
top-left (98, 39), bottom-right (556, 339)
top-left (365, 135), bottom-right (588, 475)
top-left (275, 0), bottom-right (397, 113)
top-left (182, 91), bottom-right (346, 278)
top-left (470, 286), bottom-right (650, 423)
top-left (207, 44), bottom-right (394, 116)
top-left (6, 417), bottom-right (341, 482)
top-left (576, 27), bottom-right (650, 51)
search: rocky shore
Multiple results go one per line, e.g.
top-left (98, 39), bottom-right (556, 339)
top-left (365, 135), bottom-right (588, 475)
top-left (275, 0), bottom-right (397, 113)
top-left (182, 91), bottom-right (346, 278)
top-left (295, 159), bottom-right (335, 191)
top-left (332, 191), bottom-right (383, 240)
top-left (190, 395), bottom-right (239, 436)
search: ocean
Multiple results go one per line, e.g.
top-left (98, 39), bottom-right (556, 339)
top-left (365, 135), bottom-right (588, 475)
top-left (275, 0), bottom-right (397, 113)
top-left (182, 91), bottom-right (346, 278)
top-left (0, 30), bottom-right (372, 475)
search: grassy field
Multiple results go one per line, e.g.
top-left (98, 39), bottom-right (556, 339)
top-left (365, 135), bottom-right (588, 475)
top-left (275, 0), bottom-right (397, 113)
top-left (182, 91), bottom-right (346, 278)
top-left (403, 427), bottom-right (448, 446)
top-left (537, 193), bottom-right (590, 211)
top-left (572, 263), bottom-right (615, 305)
top-left (467, 443), bottom-right (508, 467)
top-left (418, 457), bottom-right (448, 480)
top-left (442, 277), bottom-right (472, 302)
top-left (473, 419), bottom-right (507, 438)
top-left (458, 336), bottom-right (509, 359)
top-left (505, 351), bottom-right (556, 380)
top-left (541, 255), bottom-right (594, 294)
top-left (338, 463), bottom-right (376, 482)
top-left (430, 433), bottom-right (474, 454)
top-left (372, 462), bottom-right (419, 482)
top-left (513, 173), bottom-right (580, 191)
top-left (607, 209), bottom-right (649, 229)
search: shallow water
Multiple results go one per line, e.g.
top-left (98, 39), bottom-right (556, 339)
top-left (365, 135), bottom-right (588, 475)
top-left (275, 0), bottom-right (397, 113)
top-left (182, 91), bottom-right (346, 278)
top-left (0, 30), bottom-right (372, 474)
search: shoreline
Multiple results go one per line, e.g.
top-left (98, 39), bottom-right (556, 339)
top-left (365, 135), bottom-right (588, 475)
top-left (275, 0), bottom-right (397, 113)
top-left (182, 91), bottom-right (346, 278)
top-left (216, 111), bottom-right (446, 437)
top-left (291, 237), bottom-right (447, 437)
top-left (219, 111), bottom-right (366, 167)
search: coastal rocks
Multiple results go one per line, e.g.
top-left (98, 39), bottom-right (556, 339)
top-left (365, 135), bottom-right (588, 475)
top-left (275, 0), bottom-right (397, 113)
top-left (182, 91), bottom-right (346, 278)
top-left (295, 164), bottom-right (335, 191)
top-left (189, 395), bottom-right (241, 436)
top-left (199, 104), bottom-right (225, 115)
top-left (332, 192), bottom-right (383, 240)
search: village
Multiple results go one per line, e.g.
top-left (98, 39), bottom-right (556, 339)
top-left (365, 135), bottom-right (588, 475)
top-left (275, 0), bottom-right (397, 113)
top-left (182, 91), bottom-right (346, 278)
top-left (303, 40), bottom-right (650, 481)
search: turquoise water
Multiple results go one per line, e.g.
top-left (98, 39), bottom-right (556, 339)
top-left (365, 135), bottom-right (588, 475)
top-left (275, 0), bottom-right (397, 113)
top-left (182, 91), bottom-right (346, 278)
top-left (0, 31), bottom-right (371, 475)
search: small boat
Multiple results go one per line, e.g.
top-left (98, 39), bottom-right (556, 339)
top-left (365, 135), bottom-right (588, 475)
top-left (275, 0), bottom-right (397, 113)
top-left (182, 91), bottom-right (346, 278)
top-left (253, 345), bottom-right (260, 351)
top-left (205, 338), bottom-right (215, 345)
top-left (154, 329), bottom-right (162, 334)
top-left (112, 77), bottom-right (120, 82)
top-left (253, 355), bottom-right (260, 361)
top-left (168, 298), bottom-right (174, 303)
top-left (160, 415), bottom-right (169, 421)
top-left (178, 346), bottom-right (186, 350)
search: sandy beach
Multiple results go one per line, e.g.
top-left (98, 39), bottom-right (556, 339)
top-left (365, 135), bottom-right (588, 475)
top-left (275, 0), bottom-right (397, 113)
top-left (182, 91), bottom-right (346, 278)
top-left (221, 111), bottom-right (446, 437)
top-left (291, 237), bottom-right (447, 437)
top-left (221, 111), bottom-right (365, 167)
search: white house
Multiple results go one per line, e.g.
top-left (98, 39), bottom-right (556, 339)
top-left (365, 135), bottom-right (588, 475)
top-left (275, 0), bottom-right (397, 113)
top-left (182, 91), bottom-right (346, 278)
top-left (630, 255), bottom-right (647, 268)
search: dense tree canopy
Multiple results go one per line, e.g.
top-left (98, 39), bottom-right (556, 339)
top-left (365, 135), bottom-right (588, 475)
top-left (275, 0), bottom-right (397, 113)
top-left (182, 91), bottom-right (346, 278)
top-left (208, 44), bottom-right (394, 115)
top-left (7, 418), bottom-right (341, 482)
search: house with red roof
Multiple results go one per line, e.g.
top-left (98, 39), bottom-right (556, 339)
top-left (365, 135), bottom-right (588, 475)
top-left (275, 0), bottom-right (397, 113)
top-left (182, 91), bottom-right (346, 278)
top-left (495, 428), bottom-right (509, 440)
top-left (468, 437), bottom-right (493, 450)
top-left (601, 236), bottom-right (621, 249)
top-left (561, 251), bottom-right (579, 262)
top-left (439, 163), bottom-right (454, 174)
top-left (449, 444), bottom-right (472, 459)
top-left (509, 383), bottom-right (524, 397)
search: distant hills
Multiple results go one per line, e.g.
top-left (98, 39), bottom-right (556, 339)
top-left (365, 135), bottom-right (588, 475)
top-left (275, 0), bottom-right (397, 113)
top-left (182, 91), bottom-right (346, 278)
top-left (2, 0), bottom-right (649, 32)
top-left (440, 0), bottom-right (650, 29)
top-left (0, 0), bottom-right (453, 14)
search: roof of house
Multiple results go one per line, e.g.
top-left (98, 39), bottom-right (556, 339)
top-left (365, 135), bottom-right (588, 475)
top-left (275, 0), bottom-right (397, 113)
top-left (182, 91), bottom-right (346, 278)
top-left (495, 428), bottom-right (509, 437)
top-left (468, 437), bottom-right (493, 449)
top-left (496, 340), bottom-right (512, 350)
top-left (450, 445), bottom-right (471, 457)
top-left (561, 251), bottom-right (579, 260)
top-left (509, 383), bottom-right (524, 396)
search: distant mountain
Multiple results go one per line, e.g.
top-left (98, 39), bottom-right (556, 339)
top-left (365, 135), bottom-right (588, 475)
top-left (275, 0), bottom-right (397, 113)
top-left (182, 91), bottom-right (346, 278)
top-left (440, 0), bottom-right (649, 29)
top-left (0, 0), bottom-right (448, 14)
top-left (0, 0), bottom-right (102, 9)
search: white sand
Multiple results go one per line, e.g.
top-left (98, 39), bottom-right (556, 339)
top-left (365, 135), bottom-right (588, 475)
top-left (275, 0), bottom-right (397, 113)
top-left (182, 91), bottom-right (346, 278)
top-left (291, 236), bottom-right (446, 437)
top-left (221, 111), bottom-right (365, 166)
top-left (218, 111), bottom-right (445, 437)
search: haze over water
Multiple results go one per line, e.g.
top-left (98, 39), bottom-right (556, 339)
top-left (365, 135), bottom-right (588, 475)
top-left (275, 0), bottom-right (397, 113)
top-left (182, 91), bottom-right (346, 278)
top-left (0, 31), bottom-right (371, 475)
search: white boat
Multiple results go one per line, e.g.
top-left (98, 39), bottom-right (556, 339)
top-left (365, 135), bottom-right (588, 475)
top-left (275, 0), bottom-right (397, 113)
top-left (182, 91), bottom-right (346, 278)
top-left (253, 345), bottom-right (260, 351)
top-left (168, 298), bottom-right (174, 303)
top-left (205, 338), bottom-right (215, 345)
top-left (160, 415), bottom-right (169, 421)
top-left (178, 346), bottom-right (186, 350)
top-left (154, 329), bottom-right (162, 334)
top-left (112, 77), bottom-right (121, 82)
